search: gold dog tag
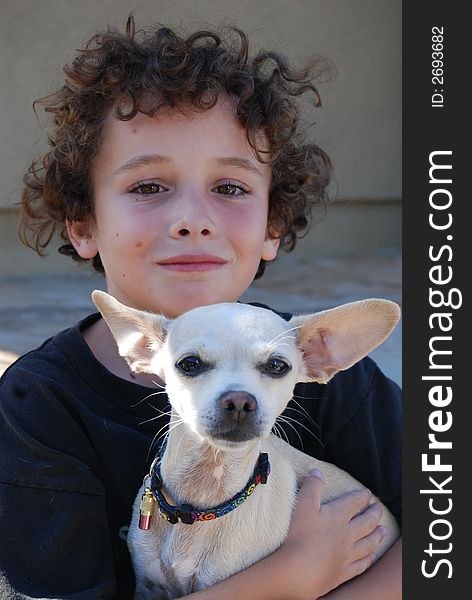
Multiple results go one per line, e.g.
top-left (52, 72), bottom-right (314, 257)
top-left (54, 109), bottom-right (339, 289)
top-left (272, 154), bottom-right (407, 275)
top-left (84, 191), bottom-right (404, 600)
top-left (139, 488), bottom-right (155, 530)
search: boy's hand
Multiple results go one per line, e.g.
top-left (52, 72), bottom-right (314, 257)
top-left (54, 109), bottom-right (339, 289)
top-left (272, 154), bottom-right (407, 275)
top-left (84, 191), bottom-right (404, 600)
top-left (181, 471), bottom-right (386, 600)
top-left (275, 470), bottom-right (385, 600)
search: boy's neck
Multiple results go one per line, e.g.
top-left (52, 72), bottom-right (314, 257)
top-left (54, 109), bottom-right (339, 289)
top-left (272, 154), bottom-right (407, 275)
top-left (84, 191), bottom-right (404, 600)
top-left (81, 317), bottom-right (159, 388)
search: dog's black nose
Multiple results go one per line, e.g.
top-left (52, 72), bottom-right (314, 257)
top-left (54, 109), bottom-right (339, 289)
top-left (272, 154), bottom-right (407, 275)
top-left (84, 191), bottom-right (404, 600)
top-left (219, 391), bottom-right (257, 422)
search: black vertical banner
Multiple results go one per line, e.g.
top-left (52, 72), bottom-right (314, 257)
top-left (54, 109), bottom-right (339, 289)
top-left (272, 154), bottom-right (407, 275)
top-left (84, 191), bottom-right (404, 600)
top-left (403, 2), bottom-right (467, 598)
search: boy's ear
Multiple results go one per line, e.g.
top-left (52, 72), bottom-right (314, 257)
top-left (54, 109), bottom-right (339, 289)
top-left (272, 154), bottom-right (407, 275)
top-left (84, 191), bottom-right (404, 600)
top-left (66, 218), bottom-right (98, 259)
top-left (261, 229), bottom-right (281, 262)
top-left (290, 299), bottom-right (401, 384)
top-left (91, 290), bottom-right (170, 374)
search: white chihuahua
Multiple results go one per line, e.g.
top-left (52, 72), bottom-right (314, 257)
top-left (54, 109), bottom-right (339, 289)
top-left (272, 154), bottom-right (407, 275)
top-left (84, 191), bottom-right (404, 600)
top-left (92, 291), bottom-right (401, 600)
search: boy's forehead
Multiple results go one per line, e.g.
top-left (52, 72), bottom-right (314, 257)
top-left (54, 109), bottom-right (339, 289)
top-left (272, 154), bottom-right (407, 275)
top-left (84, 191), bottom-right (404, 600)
top-left (96, 95), bottom-right (271, 169)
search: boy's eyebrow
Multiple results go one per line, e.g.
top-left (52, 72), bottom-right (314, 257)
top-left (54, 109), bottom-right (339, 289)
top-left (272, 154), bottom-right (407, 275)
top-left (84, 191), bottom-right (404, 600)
top-left (112, 155), bottom-right (264, 177)
top-left (215, 157), bottom-right (263, 177)
top-left (112, 155), bottom-right (170, 177)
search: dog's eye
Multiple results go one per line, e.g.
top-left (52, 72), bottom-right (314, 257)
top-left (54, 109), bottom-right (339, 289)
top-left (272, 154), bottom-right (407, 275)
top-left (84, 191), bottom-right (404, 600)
top-left (176, 355), bottom-right (204, 375)
top-left (264, 358), bottom-right (291, 376)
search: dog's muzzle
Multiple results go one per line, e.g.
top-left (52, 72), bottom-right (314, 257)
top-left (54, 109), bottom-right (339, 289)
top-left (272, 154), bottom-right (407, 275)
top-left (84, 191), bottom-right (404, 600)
top-left (219, 391), bottom-right (257, 421)
top-left (210, 391), bottom-right (262, 442)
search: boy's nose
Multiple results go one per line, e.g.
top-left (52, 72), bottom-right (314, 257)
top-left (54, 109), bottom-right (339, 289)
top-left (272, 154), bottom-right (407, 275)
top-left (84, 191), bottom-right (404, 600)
top-left (174, 224), bottom-right (212, 238)
top-left (169, 195), bottom-right (216, 239)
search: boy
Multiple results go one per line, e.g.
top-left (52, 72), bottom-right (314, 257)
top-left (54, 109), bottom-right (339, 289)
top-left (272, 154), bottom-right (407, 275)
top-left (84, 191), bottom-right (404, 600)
top-left (0, 18), bottom-right (401, 599)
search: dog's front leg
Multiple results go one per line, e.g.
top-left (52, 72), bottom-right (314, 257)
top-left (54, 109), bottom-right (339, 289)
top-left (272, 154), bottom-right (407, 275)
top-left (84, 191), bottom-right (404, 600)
top-left (134, 580), bottom-right (170, 600)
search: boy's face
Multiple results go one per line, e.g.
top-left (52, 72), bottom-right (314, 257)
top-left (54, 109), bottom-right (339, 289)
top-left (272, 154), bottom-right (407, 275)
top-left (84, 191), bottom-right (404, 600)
top-left (70, 97), bottom-right (279, 317)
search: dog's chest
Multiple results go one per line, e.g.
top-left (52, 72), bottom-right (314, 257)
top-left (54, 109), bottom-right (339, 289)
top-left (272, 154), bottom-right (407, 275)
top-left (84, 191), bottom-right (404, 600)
top-left (132, 464), bottom-right (298, 598)
top-left (156, 507), bottom-right (286, 592)
top-left (161, 525), bottom-right (209, 579)
top-left (132, 524), bottom-right (203, 598)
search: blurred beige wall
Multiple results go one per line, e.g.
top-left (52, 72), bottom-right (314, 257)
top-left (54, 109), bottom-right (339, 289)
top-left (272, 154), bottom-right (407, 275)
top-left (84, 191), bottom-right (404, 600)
top-left (0, 0), bottom-right (401, 274)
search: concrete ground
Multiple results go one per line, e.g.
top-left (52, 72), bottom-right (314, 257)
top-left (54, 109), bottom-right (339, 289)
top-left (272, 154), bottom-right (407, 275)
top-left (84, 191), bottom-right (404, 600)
top-left (0, 253), bottom-right (402, 384)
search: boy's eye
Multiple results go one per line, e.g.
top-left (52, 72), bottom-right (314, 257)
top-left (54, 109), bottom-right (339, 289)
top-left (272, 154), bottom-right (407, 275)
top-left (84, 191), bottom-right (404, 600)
top-left (213, 181), bottom-right (249, 196)
top-left (129, 181), bottom-right (167, 195)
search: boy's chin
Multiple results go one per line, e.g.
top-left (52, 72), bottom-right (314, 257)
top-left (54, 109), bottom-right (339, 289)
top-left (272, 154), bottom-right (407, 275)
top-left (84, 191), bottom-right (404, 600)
top-left (159, 294), bottom-right (241, 319)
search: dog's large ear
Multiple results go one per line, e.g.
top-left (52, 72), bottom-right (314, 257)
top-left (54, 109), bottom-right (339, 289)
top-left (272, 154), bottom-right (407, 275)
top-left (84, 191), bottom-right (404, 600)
top-left (290, 299), bottom-right (400, 384)
top-left (92, 290), bottom-right (170, 374)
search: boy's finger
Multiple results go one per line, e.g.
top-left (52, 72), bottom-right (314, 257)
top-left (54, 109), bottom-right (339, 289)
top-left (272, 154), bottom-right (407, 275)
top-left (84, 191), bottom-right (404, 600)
top-left (345, 552), bottom-right (375, 582)
top-left (349, 502), bottom-right (383, 537)
top-left (296, 470), bottom-right (324, 509)
top-left (352, 524), bottom-right (386, 561)
top-left (326, 489), bottom-right (371, 520)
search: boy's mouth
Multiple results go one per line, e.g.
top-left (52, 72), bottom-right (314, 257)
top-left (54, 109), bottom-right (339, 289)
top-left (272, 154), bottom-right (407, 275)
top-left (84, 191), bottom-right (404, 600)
top-left (157, 254), bottom-right (228, 272)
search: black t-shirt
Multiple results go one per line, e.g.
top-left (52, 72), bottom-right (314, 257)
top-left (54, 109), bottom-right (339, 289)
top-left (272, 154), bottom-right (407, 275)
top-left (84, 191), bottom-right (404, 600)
top-left (0, 310), bottom-right (402, 599)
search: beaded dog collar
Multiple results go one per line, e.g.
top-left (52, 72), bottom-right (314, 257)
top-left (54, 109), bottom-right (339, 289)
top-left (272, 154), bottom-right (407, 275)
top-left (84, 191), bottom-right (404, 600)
top-left (139, 453), bottom-right (271, 528)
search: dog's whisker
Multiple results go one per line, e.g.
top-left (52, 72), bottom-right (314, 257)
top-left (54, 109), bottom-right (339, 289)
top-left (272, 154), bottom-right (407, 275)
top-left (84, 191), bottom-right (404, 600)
top-left (149, 428), bottom-right (170, 455)
top-left (266, 336), bottom-right (297, 352)
top-left (271, 422), bottom-right (283, 442)
top-left (131, 390), bottom-right (168, 408)
top-left (269, 333), bottom-right (297, 345)
top-left (167, 419), bottom-right (185, 434)
top-left (283, 406), bottom-right (317, 426)
top-left (267, 335), bottom-right (297, 347)
top-left (149, 419), bottom-right (176, 446)
top-left (144, 389), bottom-right (168, 398)
top-left (148, 429), bottom-right (172, 463)
top-left (284, 405), bottom-right (320, 431)
top-left (278, 414), bottom-right (324, 448)
top-left (145, 402), bottom-right (173, 417)
top-left (279, 423), bottom-right (290, 445)
top-left (271, 423), bottom-right (281, 441)
top-left (272, 420), bottom-right (290, 445)
top-left (289, 398), bottom-right (322, 431)
top-left (147, 432), bottom-right (168, 463)
top-left (291, 393), bottom-right (324, 402)
top-left (147, 419), bottom-right (185, 462)
top-left (276, 416), bottom-right (304, 450)
top-left (138, 414), bottom-right (166, 426)
top-left (147, 432), bottom-right (166, 463)
top-left (267, 325), bottom-right (303, 346)
top-left (138, 404), bottom-right (173, 426)
top-left (152, 379), bottom-right (167, 390)
top-left (267, 341), bottom-right (294, 352)
top-left (131, 397), bottom-right (148, 408)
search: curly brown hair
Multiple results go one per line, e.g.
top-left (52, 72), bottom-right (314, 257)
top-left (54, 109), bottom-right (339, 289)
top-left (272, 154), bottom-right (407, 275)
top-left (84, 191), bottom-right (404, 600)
top-left (19, 16), bottom-right (333, 278)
